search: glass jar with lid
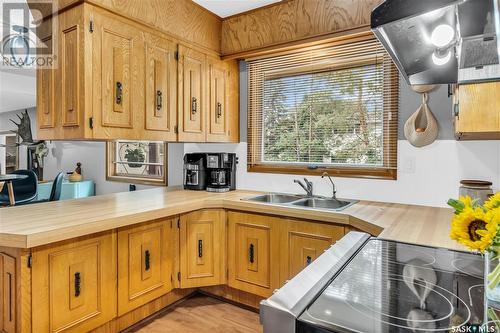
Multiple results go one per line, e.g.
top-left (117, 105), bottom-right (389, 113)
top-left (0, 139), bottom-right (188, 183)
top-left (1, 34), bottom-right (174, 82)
top-left (459, 180), bottom-right (493, 204)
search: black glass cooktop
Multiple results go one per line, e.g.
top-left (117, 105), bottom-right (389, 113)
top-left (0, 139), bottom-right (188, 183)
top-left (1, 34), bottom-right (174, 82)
top-left (298, 239), bottom-right (485, 333)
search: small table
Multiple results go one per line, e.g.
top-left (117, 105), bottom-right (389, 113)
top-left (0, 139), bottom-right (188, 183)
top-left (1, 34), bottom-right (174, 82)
top-left (0, 174), bottom-right (28, 206)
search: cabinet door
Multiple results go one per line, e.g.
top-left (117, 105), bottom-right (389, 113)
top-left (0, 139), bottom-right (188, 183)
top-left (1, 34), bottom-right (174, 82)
top-left (207, 58), bottom-right (239, 143)
top-left (0, 254), bottom-right (16, 333)
top-left (37, 36), bottom-right (55, 131)
top-left (178, 45), bottom-right (206, 142)
top-left (32, 232), bottom-right (117, 333)
top-left (117, 219), bottom-right (173, 315)
top-left (91, 8), bottom-right (144, 139)
top-left (37, 5), bottom-right (90, 140)
top-left (179, 210), bottom-right (225, 288)
top-left (144, 34), bottom-right (177, 141)
top-left (282, 221), bottom-right (344, 281)
top-left (207, 59), bottom-right (228, 140)
top-left (456, 82), bottom-right (500, 139)
top-left (227, 212), bottom-right (280, 298)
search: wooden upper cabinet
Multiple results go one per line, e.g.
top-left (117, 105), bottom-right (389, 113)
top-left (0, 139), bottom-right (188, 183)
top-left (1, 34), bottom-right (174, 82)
top-left (32, 232), bottom-right (117, 333)
top-left (144, 34), bottom-right (178, 141)
top-left (179, 210), bottom-right (226, 288)
top-left (35, 3), bottom-right (239, 142)
top-left (281, 221), bottom-right (344, 282)
top-left (91, 7), bottom-right (144, 140)
top-left (178, 45), bottom-right (207, 142)
top-left (207, 57), bottom-right (239, 143)
top-left (207, 58), bottom-right (229, 140)
top-left (117, 218), bottom-right (174, 316)
top-left (455, 82), bottom-right (500, 140)
top-left (227, 212), bottom-right (281, 298)
top-left (37, 4), bottom-right (91, 140)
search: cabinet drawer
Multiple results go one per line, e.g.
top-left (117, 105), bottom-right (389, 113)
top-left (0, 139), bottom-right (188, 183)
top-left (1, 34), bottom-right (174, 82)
top-left (32, 232), bottom-right (117, 333)
top-left (227, 212), bottom-right (280, 298)
top-left (179, 210), bottom-right (225, 288)
top-left (117, 219), bottom-right (174, 315)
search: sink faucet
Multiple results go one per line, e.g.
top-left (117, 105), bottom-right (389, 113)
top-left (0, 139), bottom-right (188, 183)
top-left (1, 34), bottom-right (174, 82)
top-left (294, 178), bottom-right (314, 197)
top-left (321, 172), bottom-right (336, 199)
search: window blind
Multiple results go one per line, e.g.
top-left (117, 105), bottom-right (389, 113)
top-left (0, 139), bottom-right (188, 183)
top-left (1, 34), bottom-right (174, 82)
top-left (247, 34), bottom-right (399, 179)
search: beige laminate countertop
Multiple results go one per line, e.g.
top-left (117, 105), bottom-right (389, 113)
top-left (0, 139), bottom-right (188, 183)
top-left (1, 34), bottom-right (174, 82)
top-left (0, 188), bottom-right (462, 250)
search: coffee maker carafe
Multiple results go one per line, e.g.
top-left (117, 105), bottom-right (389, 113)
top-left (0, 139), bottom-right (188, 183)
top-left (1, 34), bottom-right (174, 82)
top-left (206, 153), bottom-right (236, 193)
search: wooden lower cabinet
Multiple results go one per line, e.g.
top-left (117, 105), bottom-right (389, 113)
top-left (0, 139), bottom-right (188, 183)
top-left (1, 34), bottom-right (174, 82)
top-left (32, 232), bottom-right (117, 333)
top-left (117, 218), bottom-right (174, 316)
top-left (0, 254), bottom-right (16, 333)
top-left (227, 212), bottom-right (281, 298)
top-left (281, 220), bottom-right (344, 282)
top-left (179, 210), bottom-right (226, 288)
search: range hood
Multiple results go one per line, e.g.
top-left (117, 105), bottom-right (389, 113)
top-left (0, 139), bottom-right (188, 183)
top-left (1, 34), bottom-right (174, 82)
top-left (371, 0), bottom-right (500, 85)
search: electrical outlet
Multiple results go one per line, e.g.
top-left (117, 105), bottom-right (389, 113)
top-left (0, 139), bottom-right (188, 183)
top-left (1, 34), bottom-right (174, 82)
top-left (400, 156), bottom-right (416, 174)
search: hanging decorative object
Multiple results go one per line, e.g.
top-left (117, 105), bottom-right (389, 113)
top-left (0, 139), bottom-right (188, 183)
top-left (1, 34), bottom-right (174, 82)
top-left (404, 86), bottom-right (439, 147)
top-left (0, 110), bottom-right (44, 147)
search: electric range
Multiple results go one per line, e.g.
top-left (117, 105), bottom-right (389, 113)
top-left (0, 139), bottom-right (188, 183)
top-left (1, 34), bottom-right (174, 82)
top-left (260, 232), bottom-right (492, 333)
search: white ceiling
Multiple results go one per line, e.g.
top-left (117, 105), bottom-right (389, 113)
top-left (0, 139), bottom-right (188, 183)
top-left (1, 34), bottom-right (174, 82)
top-left (193, 0), bottom-right (281, 18)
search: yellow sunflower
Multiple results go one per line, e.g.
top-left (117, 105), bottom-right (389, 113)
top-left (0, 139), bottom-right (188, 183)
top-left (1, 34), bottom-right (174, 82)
top-left (458, 195), bottom-right (475, 208)
top-left (450, 207), bottom-right (499, 253)
top-left (485, 193), bottom-right (500, 211)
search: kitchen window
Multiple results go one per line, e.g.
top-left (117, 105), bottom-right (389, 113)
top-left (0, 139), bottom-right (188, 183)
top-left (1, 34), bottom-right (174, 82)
top-left (106, 141), bottom-right (167, 185)
top-left (247, 35), bottom-right (399, 179)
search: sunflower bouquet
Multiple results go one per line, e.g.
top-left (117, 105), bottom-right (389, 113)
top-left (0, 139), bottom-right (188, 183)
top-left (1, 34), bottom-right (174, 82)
top-left (448, 193), bottom-right (500, 293)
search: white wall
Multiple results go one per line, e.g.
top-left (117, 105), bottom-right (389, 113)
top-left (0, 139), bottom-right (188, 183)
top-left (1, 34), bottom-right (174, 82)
top-left (184, 140), bottom-right (500, 208)
top-left (41, 141), bottom-right (184, 195)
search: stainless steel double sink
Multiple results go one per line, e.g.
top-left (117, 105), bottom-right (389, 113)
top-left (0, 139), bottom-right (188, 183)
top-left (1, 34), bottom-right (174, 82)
top-left (242, 193), bottom-right (358, 211)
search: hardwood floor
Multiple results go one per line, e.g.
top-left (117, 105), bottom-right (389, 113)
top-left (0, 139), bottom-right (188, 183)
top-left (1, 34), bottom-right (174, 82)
top-left (131, 295), bottom-right (263, 333)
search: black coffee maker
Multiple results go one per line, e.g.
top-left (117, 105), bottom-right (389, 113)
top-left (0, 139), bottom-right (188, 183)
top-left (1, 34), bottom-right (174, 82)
top-left (183, 153), bottom-right (237, 192)
top-left (206, 153), bottom-right (237, 193)
top-left (183, 153), bottom-right (207, 191)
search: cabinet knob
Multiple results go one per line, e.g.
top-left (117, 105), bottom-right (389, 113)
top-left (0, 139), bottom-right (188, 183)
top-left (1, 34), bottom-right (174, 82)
top-left (217, 102), bottom-right (222, 118)
top-left (145, 250), bottom-right (151, 271)
top-left (306, 256), bottom-right (312, 265)
top-left (116, 81), bottom-right (123, 105)
top-left (191, 97), bottom-right (198, 115)
top-left (156, 90), bottom-right (163, 111)
top-left (249, 243), bottom-right (255, 264)
top-left (74, 272), bottom-right (81, 297)
top-left (198, 239), bottom-right (203, 258)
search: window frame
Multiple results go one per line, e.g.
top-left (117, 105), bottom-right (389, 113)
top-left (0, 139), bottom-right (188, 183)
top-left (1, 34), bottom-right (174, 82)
top-left (106, 141), bottom-right (168, 186)
top-left (247, 34), bottom-right (399, 180)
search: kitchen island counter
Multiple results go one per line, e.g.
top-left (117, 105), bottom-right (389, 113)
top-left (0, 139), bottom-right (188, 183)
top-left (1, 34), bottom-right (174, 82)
top-left (0, 188), bottom-right (461, 250)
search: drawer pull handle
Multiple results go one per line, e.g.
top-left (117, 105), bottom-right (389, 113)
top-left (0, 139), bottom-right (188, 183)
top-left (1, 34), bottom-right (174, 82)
top-left (198, 239), bottom-right (203, 258)
top-left (217, 102), bottom-right (222, 118)
top-left (249, 243), bottom-right (254, 264)
top-left (191, 97), bottom-right (198, 114)
top-left (74, 272), bottom-right (81, 297)
top-left (116, 82), bottom-right (123, 105)
top-left (306, 256), bottom-right (312, 265)
top-left (145, 250), bottom-right (151, 271)
top-left (156, 90), bottom-right (163, 111)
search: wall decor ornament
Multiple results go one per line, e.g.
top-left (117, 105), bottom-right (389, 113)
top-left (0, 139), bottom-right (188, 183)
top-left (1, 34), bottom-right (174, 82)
top-left (404, 85), bottom-right (439, 147)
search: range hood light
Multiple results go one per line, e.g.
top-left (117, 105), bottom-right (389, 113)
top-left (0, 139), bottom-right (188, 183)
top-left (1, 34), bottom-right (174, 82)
top-left (431, 24), bottom-right (455, 47)
top-left (432, 49), bottom-right (452, 66)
